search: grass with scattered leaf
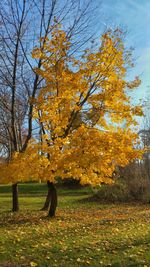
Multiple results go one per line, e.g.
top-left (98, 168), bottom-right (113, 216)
top-left (0, 183), bottom-right (150, 267)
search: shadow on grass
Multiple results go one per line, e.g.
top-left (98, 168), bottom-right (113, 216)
top-left (0, 210), bottom-right (52, 228)
top-left (77, 194), bottom-right (150, 206)
top-left (0, 209), bottom-right (68, 228)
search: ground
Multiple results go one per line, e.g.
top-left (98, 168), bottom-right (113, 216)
top-left (0, 183), bottom-right (150, 267)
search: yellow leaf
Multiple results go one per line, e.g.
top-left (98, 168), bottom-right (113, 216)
top-left (30, 262), bottom-right (38, 267)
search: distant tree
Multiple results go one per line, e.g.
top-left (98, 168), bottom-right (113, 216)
top-left (116, 108), bottom-right (150, 203)
top-left (139, 110), bottom-right (150, 180)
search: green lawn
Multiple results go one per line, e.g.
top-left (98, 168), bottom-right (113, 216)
top-left (0, 183), bottom-right (150, 267)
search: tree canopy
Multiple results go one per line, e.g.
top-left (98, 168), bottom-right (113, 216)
top-left (0, 25), bottom-right (143, 186)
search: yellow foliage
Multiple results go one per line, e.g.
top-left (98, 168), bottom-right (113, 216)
top-left (0, 25), bottom-right (143, 186)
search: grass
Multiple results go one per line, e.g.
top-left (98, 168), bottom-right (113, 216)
top-left (0, 183), bottom-right (150, 267)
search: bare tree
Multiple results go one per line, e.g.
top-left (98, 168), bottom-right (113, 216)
top-left (117, 110), bottom-right (150, 203)
top-left (139, 109), bottom-right (150, 182)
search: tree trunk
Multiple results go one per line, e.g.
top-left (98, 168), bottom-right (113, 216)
top-left (48, 182), bottom-right (57, 218)
top-left (41, 181), bottom-right (51, 211)
top-left (12, 183), bottom-right (19, 212)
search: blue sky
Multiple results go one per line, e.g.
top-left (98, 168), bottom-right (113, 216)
top-left (98, 0), bottom-right (150, 104)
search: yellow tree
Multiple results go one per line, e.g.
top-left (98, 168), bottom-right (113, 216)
top-left (0, 25), bottom-right (143, 217)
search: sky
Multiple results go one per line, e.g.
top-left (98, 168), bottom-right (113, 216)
top-left (98, 0), bottom-right (150, 105)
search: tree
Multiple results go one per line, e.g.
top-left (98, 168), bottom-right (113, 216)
top-left (139, 109), bottom-right (150, 182)
top-left (0, 0), bottom-right (97, 212)
top-left (0, 26), bottom-right (143, 217)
